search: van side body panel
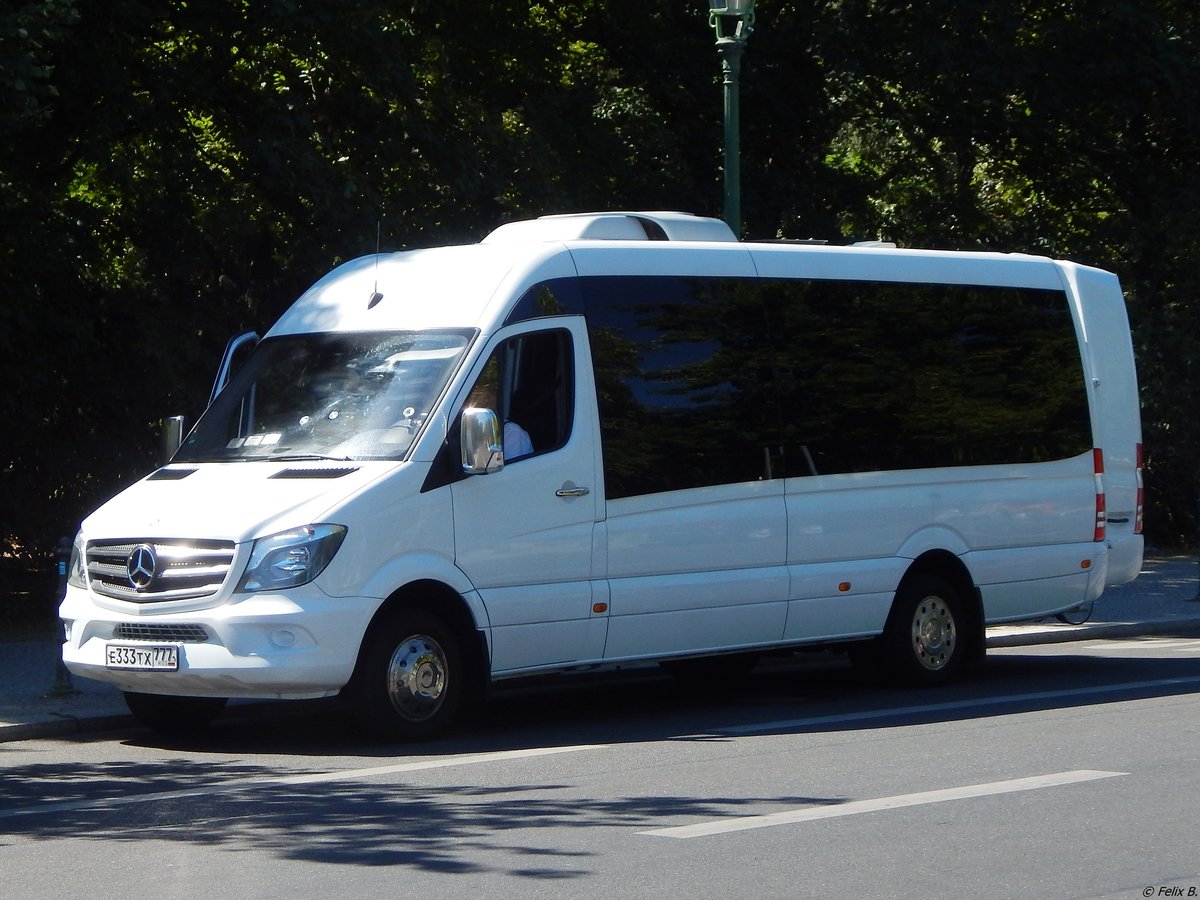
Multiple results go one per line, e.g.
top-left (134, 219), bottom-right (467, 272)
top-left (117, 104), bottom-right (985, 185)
top-left (746, 244), bottom-right (1113, 636)
top-left (602, 482), bottom-right (790, 658)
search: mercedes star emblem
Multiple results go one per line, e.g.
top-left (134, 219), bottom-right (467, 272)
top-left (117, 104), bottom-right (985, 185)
top-left (126, 544), bottom-right (157, 591)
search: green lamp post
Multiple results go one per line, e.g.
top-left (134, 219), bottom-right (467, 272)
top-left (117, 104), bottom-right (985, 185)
top-left (708, 0), bottom-right (755, 237)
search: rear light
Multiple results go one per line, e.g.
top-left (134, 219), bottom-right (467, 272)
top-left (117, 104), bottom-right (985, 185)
top-left (1093, 448), bottom-right (1106, 542)
top-left (1134, 442), bottom-right (1144, 534)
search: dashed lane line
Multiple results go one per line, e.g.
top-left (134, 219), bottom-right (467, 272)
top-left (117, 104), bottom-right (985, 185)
top-left (640, 770), bottom-right (1128, 838)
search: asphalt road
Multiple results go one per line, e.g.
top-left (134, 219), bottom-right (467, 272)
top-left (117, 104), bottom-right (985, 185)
top-left (3, 637), bottom-right (1200, 900)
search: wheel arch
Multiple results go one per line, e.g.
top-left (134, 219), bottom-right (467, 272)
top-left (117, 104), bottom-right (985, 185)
top-left (897, 550), bottom-right (985, 663)
top-left (352, 579), bottom-right (491, 697)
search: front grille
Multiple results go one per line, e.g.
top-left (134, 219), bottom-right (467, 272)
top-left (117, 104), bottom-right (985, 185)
top-left (86, 539), bottom-right (236, 603)
top-left (112, 623), bottom-right (210, 643)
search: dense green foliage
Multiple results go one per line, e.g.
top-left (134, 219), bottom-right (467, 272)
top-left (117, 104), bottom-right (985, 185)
top-left (1, 0), bottom-right (1197, 557)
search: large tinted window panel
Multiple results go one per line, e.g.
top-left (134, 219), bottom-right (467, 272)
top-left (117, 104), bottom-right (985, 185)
top-left (767, 279), bottom-right (1091, 475)
top-left (581, 275), bottom-right (1092, 500)
top-left (583, 276), bottom-right (781, 498)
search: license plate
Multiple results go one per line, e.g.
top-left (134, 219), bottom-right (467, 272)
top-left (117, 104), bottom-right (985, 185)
top-left (105, 644), bottom-right (179, 671)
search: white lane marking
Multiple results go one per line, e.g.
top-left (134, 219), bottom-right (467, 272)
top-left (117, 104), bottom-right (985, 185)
top-left (716, 675), bottom-right (1200, 735)
top-left (0, 744), bottom-right (602, 820)
top-left (640, 770), bottom-right (1127, 838)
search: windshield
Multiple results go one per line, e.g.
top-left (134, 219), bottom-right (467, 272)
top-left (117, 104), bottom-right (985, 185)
top-left (175, 330), bottom-right (475, 463)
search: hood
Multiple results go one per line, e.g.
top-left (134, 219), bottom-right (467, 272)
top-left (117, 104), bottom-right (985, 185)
top-left (81, 460), bottom-right (401, 543)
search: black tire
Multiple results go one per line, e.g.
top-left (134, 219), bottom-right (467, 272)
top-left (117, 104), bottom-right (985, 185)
top-left (879, 573), bottom-right (966, 686)
top-left (123, 692), bottom-right (227, 736)
top-left (349, 609), bottom-right (467, 742)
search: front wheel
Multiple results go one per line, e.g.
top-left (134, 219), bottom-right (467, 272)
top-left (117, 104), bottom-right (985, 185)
top-left (123, 692), bottom-right (227, 737)
top-left (348, 609), bottom-right (467, 742)
top-left (879, 574), bottom-right (968, 686)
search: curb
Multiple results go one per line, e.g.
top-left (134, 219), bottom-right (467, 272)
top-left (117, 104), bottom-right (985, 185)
top-left (0, 712), bottom-right (134, 744)
top-left (0, 697), bottom-right (321, 745)
top-left (985, 616), bottom-right (1200, 649)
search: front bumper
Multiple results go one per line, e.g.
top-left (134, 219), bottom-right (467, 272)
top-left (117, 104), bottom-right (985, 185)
top-left (59, 584), bottom-right (377, 699)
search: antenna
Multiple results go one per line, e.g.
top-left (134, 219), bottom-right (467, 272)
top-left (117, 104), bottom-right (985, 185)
top-left (368, 220), bottom-right (384, 309)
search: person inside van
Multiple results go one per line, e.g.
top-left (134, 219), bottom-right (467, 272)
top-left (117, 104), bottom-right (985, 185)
top-left (466, 375), bottom-right (534, 461)
top-left (503, 419), bottom-right (534, 459)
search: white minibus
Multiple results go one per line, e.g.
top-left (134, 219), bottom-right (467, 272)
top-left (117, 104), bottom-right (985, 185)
top-left (60, 211), bottom-right (1144, 739)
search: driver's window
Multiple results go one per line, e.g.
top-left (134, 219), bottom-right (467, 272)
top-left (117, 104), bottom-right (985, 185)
top-left (465, 329), bottom-right (574, 462)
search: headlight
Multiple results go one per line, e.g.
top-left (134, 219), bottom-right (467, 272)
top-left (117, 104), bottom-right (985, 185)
top-left (236, 524), bottom-right (347, 593)
top-left (67, 532), bottom-right (87, 589)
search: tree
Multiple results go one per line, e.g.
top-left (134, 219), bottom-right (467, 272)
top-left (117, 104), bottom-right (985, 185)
top-left (2, 0), bottom-right (1198, 556)
top-left (804, 0), bottom-right (1200, 543)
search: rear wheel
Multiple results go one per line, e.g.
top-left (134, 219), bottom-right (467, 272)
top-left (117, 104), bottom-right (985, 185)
top-left (123, 692), bottom-right (227, 737)
top-left (879, 573), bottom-right (966, 686)
top-left (349, 609), bottom-right (467, 742)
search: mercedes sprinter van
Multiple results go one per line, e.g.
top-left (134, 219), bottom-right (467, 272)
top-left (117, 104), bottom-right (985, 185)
top-left (60, 211), bottom-right (1144, 739)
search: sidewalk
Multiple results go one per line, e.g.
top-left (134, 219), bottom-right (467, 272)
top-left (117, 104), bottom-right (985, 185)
top-left (3, 555), bottom-right (1199, 743)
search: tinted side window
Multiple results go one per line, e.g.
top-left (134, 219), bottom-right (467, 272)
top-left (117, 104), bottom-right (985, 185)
top-left (504, 278), bottom-right (583, 326)
top-left (583, 277), bottom-right (780, 499)
top-left (580, 275), bottom-right (1090, 500)
top-left (768, 279), bottom-right (1091, 475)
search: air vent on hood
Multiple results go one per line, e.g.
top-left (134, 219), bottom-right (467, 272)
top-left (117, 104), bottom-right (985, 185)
top-left (269, 467), bottom-right (360, 480)
top-left (147, 467), bottom-right (198, 481)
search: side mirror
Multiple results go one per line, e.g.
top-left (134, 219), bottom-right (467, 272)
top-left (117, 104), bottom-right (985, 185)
top-left (159, 415), bottom-right (186, 466)
top-left (460, 407), bottom-right (504, 475)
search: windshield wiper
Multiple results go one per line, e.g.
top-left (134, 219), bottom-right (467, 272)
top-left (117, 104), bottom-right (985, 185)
top-left (249, 453), bottom-right (356, 463)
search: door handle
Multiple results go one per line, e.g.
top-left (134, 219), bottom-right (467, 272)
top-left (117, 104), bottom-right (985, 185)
top-left (555, 486), bottom-right (590, 498)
